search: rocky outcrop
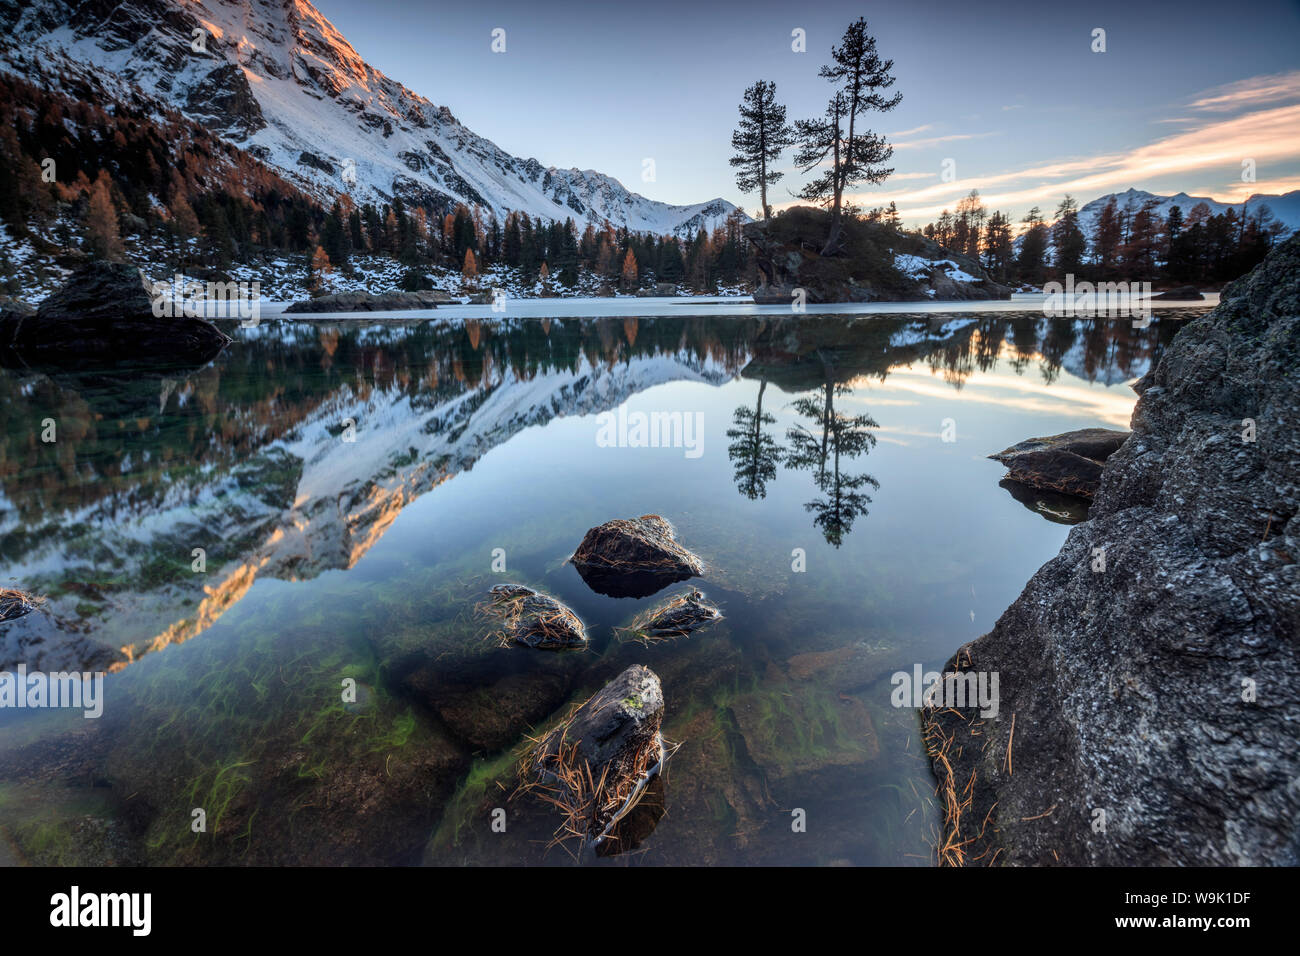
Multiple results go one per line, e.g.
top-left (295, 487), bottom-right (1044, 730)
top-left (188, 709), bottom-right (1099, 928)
top-left (988, 428), bottom-right (1130, 499)
top-left (926, 233), bottom-right (1300, 865)
top-left (482, 584), bottom-right (587, 649)
top-left (283, 290), bottom-right (454, 313)
top-left (0, 262), bottom-right (231, 365)
top-left (571, 515), bottom-right (703, 598)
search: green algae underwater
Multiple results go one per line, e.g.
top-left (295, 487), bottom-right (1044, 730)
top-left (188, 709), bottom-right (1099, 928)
top-left (0, 311), bottom-right (1195, 865)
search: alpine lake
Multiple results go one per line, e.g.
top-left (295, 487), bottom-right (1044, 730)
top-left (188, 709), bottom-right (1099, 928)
top-left (0, 299), bottom-right (1211, 865)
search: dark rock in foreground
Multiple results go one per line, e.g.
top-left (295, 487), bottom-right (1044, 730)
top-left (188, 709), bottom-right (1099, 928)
top-left (571, 514), bottom-right (703, 598)
top-left (626, 588), bottom-right (722, 640)
top-left (1151, 285), bottom-right (1205, 301)
top-left (988, 427), bottom-right (1130, 499)
top-left (928, 232), bottom-right (1300, 865)
top-left (529, 664), bottom-right (667, 852)
top-left (483, 584), bottom-right (586, 649)
top-left (0, 262), bottom-right (231, 365)
top-left (283, 290), bottom-right (454, 313)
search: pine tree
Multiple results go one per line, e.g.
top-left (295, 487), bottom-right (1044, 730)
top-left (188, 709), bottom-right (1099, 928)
top-left (83, 173), bottom-right (124, 261)
top-left (729, 80), bottom-right (793, 220)
top-left (1016, 206), bottom-right (1049, 285)
top-left (982, 210), bottom-right (1013, 280)
top-left (956, 190), bottom-right (985, 260)
top-left (462, 247), bottom-right (478, 284)
top-left (1051, 195), bottom-right (1085, 276)
top-left (795, 17), bottom-right (901, 254)
top-left (308, 245), bottom-right (331, 293)
top-left (621, 248), bottom-right (638, 289)
top-left (1092, 197), bottom-right (1121, 278)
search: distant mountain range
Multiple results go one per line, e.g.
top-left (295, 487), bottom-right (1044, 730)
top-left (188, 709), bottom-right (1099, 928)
top-left (0, 0), bottom-right (743, 237)
top-left (1077, 187), bottom-right (1300, 235)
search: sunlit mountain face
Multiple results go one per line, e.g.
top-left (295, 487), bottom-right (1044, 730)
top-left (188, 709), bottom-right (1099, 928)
top-left (0, 0), bottom-right (742, 235)
top-left (0, 311), bottom-right (1196, 866)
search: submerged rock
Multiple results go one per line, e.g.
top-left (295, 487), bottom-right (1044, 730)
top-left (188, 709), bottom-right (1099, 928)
top-left (529, 664), bottom-right (667, 852)
top-left (1151, 285), bottom-right (1205, 301)
top-left (283, 290), bottom-right (453, 313)
top-left (988, 427), bottom-right (1129, 499)
top-left (0, 262), bottom-right (231, 365)
top-left (483, 584), bottom-right (587, 649)
top-left (571, 514), bottom-right (703, 598)
top-left (928, 233), bottom-right (1300, 866)
top-left (626, 588), bottom-right (722, 641)
top-left (0, 588), bottom-right (39, 623)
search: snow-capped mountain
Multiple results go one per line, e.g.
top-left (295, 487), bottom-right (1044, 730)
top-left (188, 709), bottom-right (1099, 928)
top-left (0, 0), bottom-right (743, 237)
top-left (1078, 187), bottom-right (1300, 235)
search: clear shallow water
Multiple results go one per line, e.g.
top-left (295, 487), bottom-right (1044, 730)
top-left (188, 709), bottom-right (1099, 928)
top-left (0, 310), bottom-right (1203, 865)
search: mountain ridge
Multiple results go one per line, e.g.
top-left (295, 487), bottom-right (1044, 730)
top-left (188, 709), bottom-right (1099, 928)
top-left (0, 0), bottom-right (744, 237)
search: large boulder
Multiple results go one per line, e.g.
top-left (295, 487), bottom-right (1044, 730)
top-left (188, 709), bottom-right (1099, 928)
top-left (528, 664), bottom-right (667, 853)
top-left (926, 233), bottom-right (1300, 866)
top-left (571, 515), bottom-right (704, 598)
top-left (988, 427), bottom-right (1130, 498)
top-left (0, 262), bottom-right (231, 365)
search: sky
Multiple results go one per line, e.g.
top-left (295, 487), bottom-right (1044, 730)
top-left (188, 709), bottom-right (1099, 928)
top-left (317, 0), bottom-right (1300, 226)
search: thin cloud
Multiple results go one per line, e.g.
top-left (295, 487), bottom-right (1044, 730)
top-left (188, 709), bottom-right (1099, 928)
top-left (1188, 70), bottom-right (1300, 112)
top-left (889, 124), bottom-right (934, 138)
top-left (893, 131), bottom-right (996, 150)
top-left (852, 102), bottom-right (1300, 221)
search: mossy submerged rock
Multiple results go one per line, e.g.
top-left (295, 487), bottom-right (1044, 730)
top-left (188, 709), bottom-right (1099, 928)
top-left (928, 232), bottom-right (1300, 865)
top-left (483, 584), bottom-right (586, 649)
top-left (529, 664), bottom-right (667, 851)
top-left (988, 427), bottom-right (1130, 499)
top-left (626, 588), bottom-right (722, 640)
top-left (571, 514), bottom-right (703, 598)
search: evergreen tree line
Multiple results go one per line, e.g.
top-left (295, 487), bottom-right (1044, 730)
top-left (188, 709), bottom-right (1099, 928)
top-left (916, 189), bottom-right (1289, 288)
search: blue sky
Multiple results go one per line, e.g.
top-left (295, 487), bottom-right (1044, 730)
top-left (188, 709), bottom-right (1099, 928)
top-left (319, 0), bottom-right (1300, 225)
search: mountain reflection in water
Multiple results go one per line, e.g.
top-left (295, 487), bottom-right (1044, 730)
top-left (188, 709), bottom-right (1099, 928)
top-left (0, 311), bottom-right (1196, 867)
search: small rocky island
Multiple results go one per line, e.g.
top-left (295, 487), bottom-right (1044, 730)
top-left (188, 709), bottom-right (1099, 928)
top-left (926, 232), bottom-right (1300, 865)
top-left (744, 206), bottom-right (1013, 305)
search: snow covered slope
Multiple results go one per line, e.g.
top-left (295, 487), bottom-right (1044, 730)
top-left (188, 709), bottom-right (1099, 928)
top-left (0, 0), bottom-right (743, 237)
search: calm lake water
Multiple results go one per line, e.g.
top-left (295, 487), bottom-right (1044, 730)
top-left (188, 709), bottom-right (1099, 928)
top-left (0, 309), bottom-right (1204, 865)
